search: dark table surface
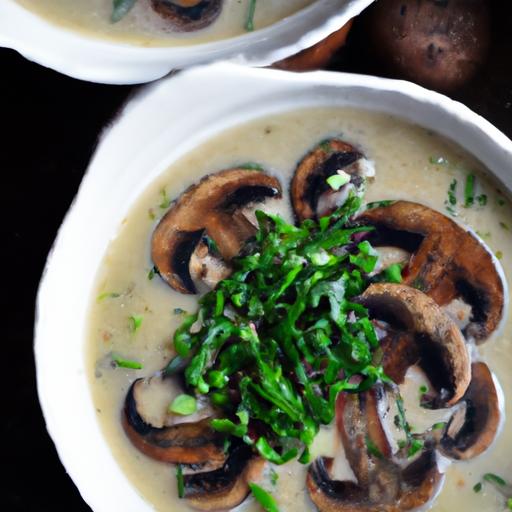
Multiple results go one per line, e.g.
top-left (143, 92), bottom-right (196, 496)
top-left (3, 2), bottom-right (511, 511)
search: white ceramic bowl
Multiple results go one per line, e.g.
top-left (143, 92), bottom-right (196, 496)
top-left (0, 0), bottom-right (374, 84)
top-left (35, 63), bottom-right (512, 511)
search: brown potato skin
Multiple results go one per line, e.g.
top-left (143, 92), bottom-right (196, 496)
top-left (367, 0), bottom-right (490, 92)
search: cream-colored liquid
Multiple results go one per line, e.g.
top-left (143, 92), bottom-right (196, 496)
top-left (15, 0), bottom-right (314, 46)
top-left (87, 108), bottom-right (512, 511)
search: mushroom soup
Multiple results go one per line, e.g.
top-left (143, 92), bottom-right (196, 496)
top-left (88, 107), bottom-right (511, 512)
top-left (14, 0), bottom-right (314, 46)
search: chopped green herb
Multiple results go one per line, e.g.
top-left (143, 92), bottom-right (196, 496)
top-left (248, 483), bottom-right (280, 512)
top-left (96, 291), bottom-right (121, 302)
top-left (223, 437), bottom-right (232, 453)
top-left (366, 436), bottom-right (383, 459)
top-left (496, 251), bottom-right (503, 260)
top-left (477, 194), bottom-right (487, 206)
top-left (407, 438), bottom-right (424, 458)
top-left (111, 353), bottom-right (143, 370)
top-left (319, 139), bottom-right (333, 152)
top-left (148, 208), bottom-right (156, 220)
top-left (169, 394), bottom-right (197, 415)
top-left (447, 179), bottom-right (457, 206)
top-left (159, 187), bottom-right (172, 209)
top-left (174, 307), bottom-right (186, 315)
top-left (129, 314), bottom-right (143, 333)
top-left (148, 266), bottom-right (158, 280)
top-left (326, 171), bottom-right (351, 191)
top-left (384, 263), bottom-right (403, 284)
top-left (176, 464), bottom-right (184, 499)
top-left (498, 198), bottom-right (506, 206)
top-left (240, 162), bottom-right (264, 171)
top-left (473, 482), bottom-right (482, 493)
top-left (366, 200), bottom-right (395, 210)
top-left (270, 468), bottom-right (279, 486)
top-left (205, 236), bottom-right (219, 254)
top-left (245, 0), bottom-right (257, 31)
top-left (464, 174), bottom-right (475, 207)
top-left (476, 230), bottom-right (491, 240)
top-left (432, 422), bottom-right (447, 431)
top-left (500, 221), bottom-right (510, 231)
top-left (507, 498), bottom-right (512, 510)
top-left (111, 0), bottom-right (137, 23)
top-left (419, 385), bottom-right (428, 394)
top-left (483, 473), bottom-right (507, 486)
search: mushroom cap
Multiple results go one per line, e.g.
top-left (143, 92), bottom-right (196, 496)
top-left (291, 139), bottom-right (369, 222)
top-left (183, 443), bottom-right (264, 511)
top-left (359, 283), bottom-right (471, 407)
top-left (122, 378), bottom-right (226, 466)
top-left (357, 201), bottom-right (505, 343)
top-left (152, 168), bottom-right (281, 294)
top-left (441, 362), bottom-right (502, 460)
top-left (150, 0), bottom-right (222, 32)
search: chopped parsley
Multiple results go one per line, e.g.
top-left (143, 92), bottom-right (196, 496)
top-left (431, 421), bottom-right (447, 431)
top-left (496, 251), bottom-right (503, 260)
top-left (96, 291), bottom-right (121, 302)
top-left (148, 266), bottom-right (158, 280)
top-left (159, 187), bottom-right (172, 210)
top-left (245, 0), bottom-right (257, 31)
top-left (473, 482), bottom-right (482, 493)
top-left (500, 221), bottom-right (510, 231)
top-left (169, 394), bottom-right (197, 415)
top-left (240, 162), bottom-right (264, 171)
top-left (248, 483), bottom-right (280, 512)
top-left (111, 0), bottom-right (137, 23)
top-left (326, 171), bottom-right (351, 191)
top-left (111, 353), bottom-right (143, 370)
top-left (445, 179), bottom-right (458, 216)
top-left (270, 468), bottom-right (279, 486)
top-left (464, 174), bottom-right (475, 207)
top-left (483, 473), bottom-right (507, 486)
top-left (176, 464), bottom-right (185, 499)
top-left (129, 314), bottom-right (143, 333)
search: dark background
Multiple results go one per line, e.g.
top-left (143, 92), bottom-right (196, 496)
top-left (2, 2), bottom-right (511, 511)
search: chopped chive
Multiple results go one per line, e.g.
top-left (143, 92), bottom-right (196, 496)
top-left (507, 498), bottom-right (512, 510)
top-left (500, 221), bottom-right (509, 231)
top-left (239, 162), bottom-right (264, 171)
top-left (383, 263), bottom-right (403, 283)
top-left (419, 385), bottom-right (428, 394)
top-left (464, 174), bottom-right (475, 207)
top-left (319, 139), bottom-right (333, 152)
top-left (111, 0), bottom-right (137, 23)
top-left (483, 473), bottom-right (507, 486)
top-left (407, 438), bottom-right (424, 458)
top-left (473, 482), bottom-right (482, 493)
top-left (176, 464), bottom-right (184, 499)
top-left (245, 0), bottom-right (257, 31)
top-left (326, 171), bottom-right (351, 191)
top-left (432, 422), bottom-right (447, 431)
top-left (148, 208), bottom-right (156, 220)
top-left (248, 483), bottom-right (280, 512)
top-left (111, 353), bottom-right (143, 370)
top-left (366, 200), bottom-right (395, 210)
top-left (148, 266), bottom-right (158, 280)
top-left (169, 394), bottom-right (197, 415)
top-left (448, 179), bottom-right (457, 205)
top-left (496, 251), bottom-right (503, 260)
top-left (366, 436), bottom-right (383, 459)
top-left (96, 291), bottom-right (121, 302)
top-left (129, 314), bottom-right (143, 333)
top-left (270, 468), bottom-right (279, 486)
top-left (159, 187), bottom-right (171, 209)
top-left (477, 194), bottom-right (487, 206)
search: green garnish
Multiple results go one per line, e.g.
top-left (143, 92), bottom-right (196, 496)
top-left (366, 436), bottom-right (383, 459)
top-left (159, 187), bottom-right (172, 209)
top-left (366, 200), bottom-right (395, 210)
top-left (500, 221), bottom-right (510, 231)
top-left (419, 384), bottom-right (428, 394)
top-left (270, 468), bottom-right (279, 486)
top-left (464, 174), bottom-right (475, 207)
top-left (245, 0), bottom-right (257, 31)
top-left (498, 198), bottom-right (506, 206)
top-left (473, 482), bottom-right (482, 493)
top-left (174, 307), bottom-right (186, 315)
top-left (407, 439), bottom-right (424, 458)
top-left (240, 162), bottom-right (264, 171)
top-left (319, 139), bottom-right (334, 152)
top-left (383, 263), bottom-right (403, 284)
top-left (395, 394), bottom-right (421, 457)
top-left (483, 473), bottom-right (507, 486)
top-left (171, 195), bottom-right (388, 462)
top-left (326, 172), bottom-right (351, 191)
top-left (148, 266), bottom-right (158, 280)
top-left (477, 194), bottom-right (487, 206)
top-left (496, 251), bottom-right (503, 260)
top-left (169, 394), bottom-right (197, 415)
top-left (96, 291), bottom-right (121, 302)
top-left (432, 421), bottom-right (447, 431)
top-left (111, 0), bottom-right (137, 23)
top-left (129, 314), bottom-right (143, 333)
top-left (507, 498), bottom-right (512, 510)
top-left (248, 483), bottom-right (280, 512)
top-left (111, 353), bottom-right (143, 370)
top-left (176, 464), bottom-right (184, 499)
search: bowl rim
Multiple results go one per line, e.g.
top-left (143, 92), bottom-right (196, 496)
top-left (0, 0), bottom-right (375, 84)
top-left (35, 63), bottom-right (512, 512)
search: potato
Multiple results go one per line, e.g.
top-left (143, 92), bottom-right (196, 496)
top-left (367, 0), bottom-right (490, 91)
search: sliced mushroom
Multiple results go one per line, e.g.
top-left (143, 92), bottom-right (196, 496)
top-left (359, 283), bottom-right (471, 407)
top-left (309, 386), bottom-right (444, 511)
top-left (440, 362), bottom-right (501, 460)
top-left (151, 0), bottom-right (222, 32)
top-left (291, 139), bottom-right (375, 222)
top-left (357, 201), bottom-right (505, 342)
top-left (183, 443), bottom-right (264, 511)
top-left (122, 378), bottom-right (226, 467)
top-left (152, 168), bottom-right (281, 294)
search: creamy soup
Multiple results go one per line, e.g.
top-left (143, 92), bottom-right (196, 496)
top-left (15, 0), bottom-right (315, 46)
top-left (87, 108), bottom-right (511, 512)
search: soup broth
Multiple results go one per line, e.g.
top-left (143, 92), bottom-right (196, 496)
top-left (87, 107), bottom-right (511, 511)
top-left (15, 0), bottom-right (315, 46)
